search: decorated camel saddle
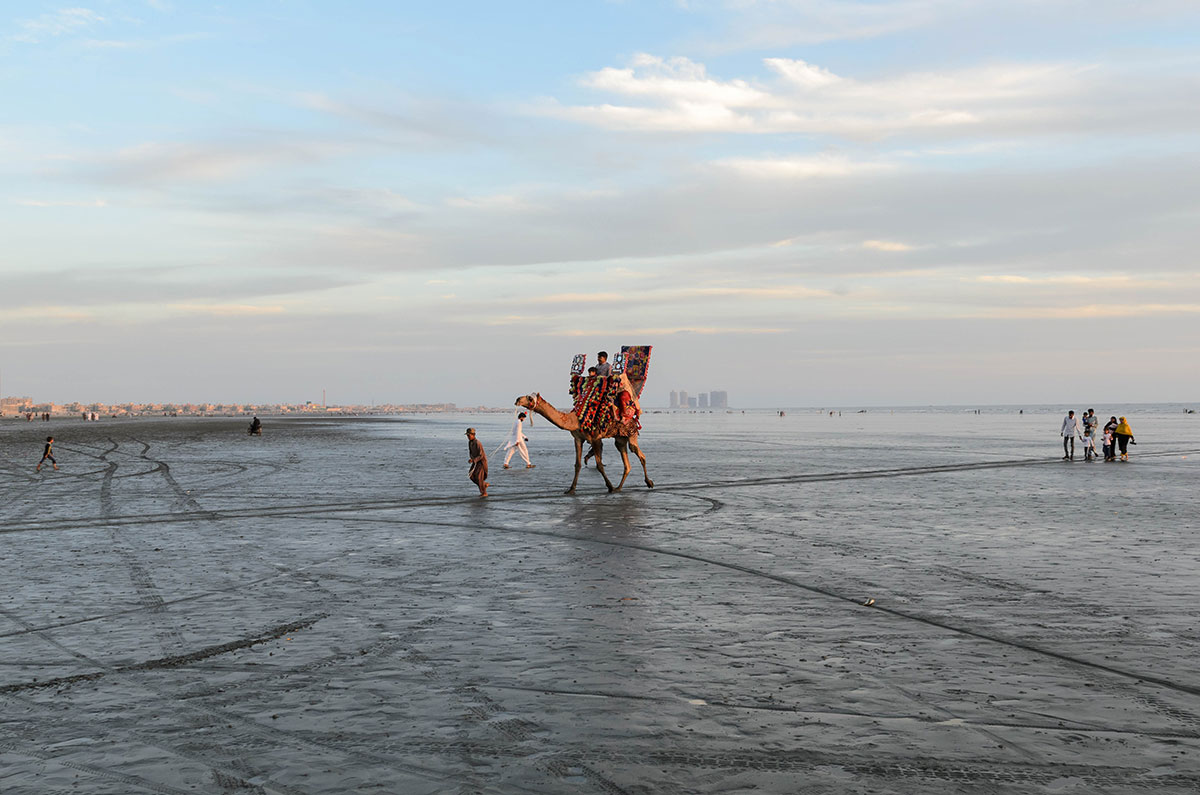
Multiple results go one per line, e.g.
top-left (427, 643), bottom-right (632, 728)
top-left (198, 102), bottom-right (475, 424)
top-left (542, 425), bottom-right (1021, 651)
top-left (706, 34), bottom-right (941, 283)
top-left (568, 346), bottom-right (652, 437)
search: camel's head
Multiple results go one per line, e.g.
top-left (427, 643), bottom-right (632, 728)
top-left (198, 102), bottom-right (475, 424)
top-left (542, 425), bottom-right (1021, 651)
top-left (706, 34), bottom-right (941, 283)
top-left (514, 393), bottom-right (540, 410)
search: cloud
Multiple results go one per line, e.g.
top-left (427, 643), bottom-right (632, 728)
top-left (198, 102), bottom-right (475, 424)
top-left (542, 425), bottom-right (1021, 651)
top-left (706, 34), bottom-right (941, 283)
top-left (66, 139), bottom-right (350, 185)
top-left (582, 53), bottom-right (769, 106)
top-left (719, 153), bottom-right (895, 178)
top-left (558, 325), bottom-right (787, 336)
top-left (543, 53), bottom-right (1129, 140)
top-left (170, 303), bottom-right (286, 316)
top-left (971, 274), bottom-right (1167, 288)
top-left (959, 303), bottom-right (1200, 320)
top-left (0, 265), bottom-right (357, 312)
top-left (14, 198), bottom-right (107, 208)
top-left (11, 7), bottom-right (104, 43)
top-left (702, 0), bottom-right (958, 49)
top-left (863, 240), bottom-right (912, 252)
top-left (0, 305), bottom-right (93, 321)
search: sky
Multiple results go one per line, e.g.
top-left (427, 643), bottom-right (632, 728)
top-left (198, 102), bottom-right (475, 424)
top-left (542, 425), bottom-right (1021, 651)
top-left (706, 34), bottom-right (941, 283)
top-left (2, 1), bottom-right (1199, 408)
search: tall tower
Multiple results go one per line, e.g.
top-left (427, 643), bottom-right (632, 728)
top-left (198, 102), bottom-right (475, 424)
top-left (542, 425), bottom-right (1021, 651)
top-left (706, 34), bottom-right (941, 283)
top-left (678, 390), bottom-right (688, 410)
top-left (698, 393), bottom-right (709, 409)
top-left (669, 390), bottom-right (679, 409)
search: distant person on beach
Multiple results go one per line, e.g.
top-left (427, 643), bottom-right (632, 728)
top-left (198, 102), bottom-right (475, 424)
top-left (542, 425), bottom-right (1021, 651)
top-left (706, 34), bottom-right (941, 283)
top-left (466, 428), bottom-right (488, 497)
top-left (1114, 416), bottom-right (1136, 461)
top-left (502, 412), bottom-right (535, 469)
top-left (1060, 410), bottom-right (1081, 460)
top-left (1102, 426), bottom-right (1115, 461)
top-left (594, 351), bottom-right (612, 377)
top-left (36, 436), bottom-right (57, 472)
top-left (249, 416), bottom-right (262, 435)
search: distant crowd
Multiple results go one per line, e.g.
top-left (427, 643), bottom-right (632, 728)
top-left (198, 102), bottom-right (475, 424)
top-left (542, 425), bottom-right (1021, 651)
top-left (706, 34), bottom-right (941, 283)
top-left (1061, 409), bottom-right (1135, 462)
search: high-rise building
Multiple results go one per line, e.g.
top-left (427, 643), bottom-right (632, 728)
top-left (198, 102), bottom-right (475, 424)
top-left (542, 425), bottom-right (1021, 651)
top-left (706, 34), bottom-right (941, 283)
top-left (688, 396), bottom-right (697, 409)
top-left (698, 393), bottom-right (709, 408)
top-left (678, 390), bottom-right (688, 410)
top-left (710, 390), bottom-right (729, 409)
top-left (669, 390), bottom-right (679, 409)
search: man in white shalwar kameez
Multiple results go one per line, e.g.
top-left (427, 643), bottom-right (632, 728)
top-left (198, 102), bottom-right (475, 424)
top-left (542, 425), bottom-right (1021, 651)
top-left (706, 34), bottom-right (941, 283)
top-left (502, 412), bottom-right (535, 468)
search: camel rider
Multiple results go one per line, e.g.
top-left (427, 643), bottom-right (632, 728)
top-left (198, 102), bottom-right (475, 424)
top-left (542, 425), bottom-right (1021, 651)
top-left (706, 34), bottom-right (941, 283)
top-left (594, 351), bottom-right (612, 377)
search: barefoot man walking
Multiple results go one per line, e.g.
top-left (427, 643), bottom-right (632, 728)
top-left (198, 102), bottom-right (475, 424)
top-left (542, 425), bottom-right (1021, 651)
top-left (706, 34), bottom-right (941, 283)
top-left (466, 428), bottom-right (489, 497)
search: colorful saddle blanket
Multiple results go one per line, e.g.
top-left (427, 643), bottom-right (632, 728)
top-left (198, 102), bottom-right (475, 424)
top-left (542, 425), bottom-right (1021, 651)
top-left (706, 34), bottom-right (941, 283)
top-left (619, 345), bottom-right (651, 398)
top-left (570, 375), bottom-right (618, 436)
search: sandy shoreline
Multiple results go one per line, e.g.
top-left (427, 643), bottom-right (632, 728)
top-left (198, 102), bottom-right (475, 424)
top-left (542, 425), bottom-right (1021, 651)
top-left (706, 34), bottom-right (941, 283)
top-left (2, 412), bottom-right (1200, 793)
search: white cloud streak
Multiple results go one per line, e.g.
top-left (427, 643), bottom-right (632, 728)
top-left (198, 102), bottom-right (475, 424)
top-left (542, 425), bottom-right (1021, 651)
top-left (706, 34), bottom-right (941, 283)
top-left (11, 7), bottom-right (104, 43)
top-left (544, 53), bottom-right (1144, 140)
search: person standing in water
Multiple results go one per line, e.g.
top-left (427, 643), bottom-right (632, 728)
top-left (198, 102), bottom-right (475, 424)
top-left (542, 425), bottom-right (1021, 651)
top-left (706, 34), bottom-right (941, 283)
top-left (466, 428), bottom-right (488, 497)
top-left (1060, 410), bottom-right (1081, 460)
top-left (36, 436), bottom-right (58, 471)
top-left (1114, 416), bottom-right (1136, 461)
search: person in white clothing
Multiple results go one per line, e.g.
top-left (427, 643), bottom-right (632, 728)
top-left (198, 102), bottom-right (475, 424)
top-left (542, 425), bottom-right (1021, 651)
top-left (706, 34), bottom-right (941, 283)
top-left (1060, 410), bottom-right (1081, 460)
top-left (503, 412), bottom-right (535, 469)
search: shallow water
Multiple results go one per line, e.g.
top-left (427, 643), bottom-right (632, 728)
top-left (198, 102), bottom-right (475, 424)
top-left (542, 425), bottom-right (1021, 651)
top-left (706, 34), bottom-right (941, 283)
top-left (2, 408), bottom-right (1199, 793)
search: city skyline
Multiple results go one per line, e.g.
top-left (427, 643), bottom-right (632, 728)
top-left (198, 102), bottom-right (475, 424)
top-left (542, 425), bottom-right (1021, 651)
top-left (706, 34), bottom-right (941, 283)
top-left (670, 390), bottom-right (730, 410)
top-left (3, 2), bottom-right (1199, 407)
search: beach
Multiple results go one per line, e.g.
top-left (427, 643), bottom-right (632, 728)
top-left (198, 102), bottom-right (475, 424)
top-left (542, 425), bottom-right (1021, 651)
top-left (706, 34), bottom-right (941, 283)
top-left (2, 408), bottom-right (1200, 794)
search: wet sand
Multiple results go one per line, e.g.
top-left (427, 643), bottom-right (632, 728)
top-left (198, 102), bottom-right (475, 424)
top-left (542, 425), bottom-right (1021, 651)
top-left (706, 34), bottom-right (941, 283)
top-left (2, 410), bottom-right (1200, 794)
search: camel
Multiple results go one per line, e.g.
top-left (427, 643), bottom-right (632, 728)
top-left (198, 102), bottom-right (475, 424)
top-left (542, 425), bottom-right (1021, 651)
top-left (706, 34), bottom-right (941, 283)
top-left (515, 392), bottom-right (653, 494)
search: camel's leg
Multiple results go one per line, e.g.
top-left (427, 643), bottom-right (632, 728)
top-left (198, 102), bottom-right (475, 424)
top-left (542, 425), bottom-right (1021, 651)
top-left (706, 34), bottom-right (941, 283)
top-left (629, 434), bottom-right (653, 488)
top-left (567, 436), bottom-right (583, 494)
top-left (612, 437), bottom-right (632, 492)
top-left (592, 439), bottom-right (615, 492)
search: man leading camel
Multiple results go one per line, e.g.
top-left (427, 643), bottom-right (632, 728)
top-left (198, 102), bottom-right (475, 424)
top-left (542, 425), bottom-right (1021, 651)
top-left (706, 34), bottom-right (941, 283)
top-left (465, 428), bottom-right (489, 497)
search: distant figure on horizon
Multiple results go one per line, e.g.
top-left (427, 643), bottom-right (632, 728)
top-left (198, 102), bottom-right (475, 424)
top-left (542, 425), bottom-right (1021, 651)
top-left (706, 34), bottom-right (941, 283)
top-left (1114, 416), bottom-right (1136, 461)
top-left (36, 436), bottom-right (57, 472)
top-left (466, 428), bottom-right (488, 497)
top-left (1060, 410), bottom-right (1081, 460)
top-left (248, 416), bottom-right (262, 436)
top-left (594, 351), bottom-right (612, 377)
top-left (502, 411), bottom-right (534, 469)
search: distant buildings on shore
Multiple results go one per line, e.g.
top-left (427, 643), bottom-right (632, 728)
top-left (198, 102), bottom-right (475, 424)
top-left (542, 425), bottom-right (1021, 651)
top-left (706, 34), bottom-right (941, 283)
top-left (668, 390), bottom-right (729, 410)
top-left (0, 396), bottom-right (461, 418)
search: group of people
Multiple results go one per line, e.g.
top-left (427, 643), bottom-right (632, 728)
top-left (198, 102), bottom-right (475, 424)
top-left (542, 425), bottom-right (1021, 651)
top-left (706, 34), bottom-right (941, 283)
top-left (466, 350), bottom-right (645, 496)
top-left (1060, 409), bottom-right (1135, 462)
